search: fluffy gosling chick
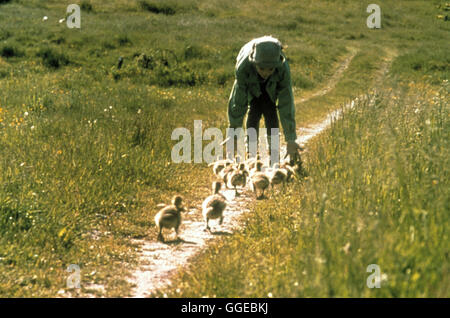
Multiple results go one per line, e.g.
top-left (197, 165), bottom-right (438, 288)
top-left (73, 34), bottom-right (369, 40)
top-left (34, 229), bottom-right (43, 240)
top-left (154, 195), bottom-right (185, 242)
top-left (250, 161), bottom-right (270, 200)
top-left (269, 164), bottom-right (288, 188)
top-left (220, 162), bottom-right (237, 187)
top-left (249, 159), bottom-right (266, 177)
top-left (280, 161), bottom-right (297, 182)
top-left (202, 181), bottom-right (227, 231)
top-left (228, 163), bottom-right (248, 196)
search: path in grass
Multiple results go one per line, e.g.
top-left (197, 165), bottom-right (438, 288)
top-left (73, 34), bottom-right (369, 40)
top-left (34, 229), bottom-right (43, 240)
top-left (297, 47), bottom-right (358, 104)
top-left (295, 48), bottom-right (397, 151)
top-left (128, 48), bottom-right (396, 298)
top-left (127, 49), bottom-right (364, 298)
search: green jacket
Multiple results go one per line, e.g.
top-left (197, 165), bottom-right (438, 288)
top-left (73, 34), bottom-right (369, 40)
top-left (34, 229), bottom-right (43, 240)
top-left (227, 40), bottom-right (297, 141)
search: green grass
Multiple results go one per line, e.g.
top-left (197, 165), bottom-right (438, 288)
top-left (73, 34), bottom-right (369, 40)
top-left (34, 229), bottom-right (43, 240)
top-left (0, 0), bottom-right (448, 297)
top-left (159, 80), bottom-right (449, 298)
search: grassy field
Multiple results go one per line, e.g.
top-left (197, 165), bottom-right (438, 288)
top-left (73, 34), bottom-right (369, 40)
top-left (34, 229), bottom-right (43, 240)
top-left (161, 81), bottom-right (449, 298)
top-left (0, 0), bottom-right (448, 297)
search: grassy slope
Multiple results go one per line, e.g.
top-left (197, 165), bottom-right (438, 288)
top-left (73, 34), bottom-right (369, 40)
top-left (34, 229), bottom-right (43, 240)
top-left (0, 0), bottom-right (448, 296)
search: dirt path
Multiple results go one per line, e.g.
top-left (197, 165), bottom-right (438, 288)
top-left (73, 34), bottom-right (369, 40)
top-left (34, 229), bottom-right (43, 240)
top-left (297, 47), bottom-right (358, 104)
top-left (127, 48), bottom-right (396, 298)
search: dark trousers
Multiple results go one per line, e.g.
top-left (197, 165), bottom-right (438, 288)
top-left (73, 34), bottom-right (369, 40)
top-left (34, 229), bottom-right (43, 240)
top-left (246, 85), bottom-right (279, 160)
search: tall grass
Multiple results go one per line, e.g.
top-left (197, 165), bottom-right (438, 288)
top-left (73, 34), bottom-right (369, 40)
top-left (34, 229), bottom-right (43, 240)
top-left (0, 0), bottom-right (448, 296)
top-left (0, 71), bottom-right (228, 295)
top-left (159, 81), bottom-right (449, 297)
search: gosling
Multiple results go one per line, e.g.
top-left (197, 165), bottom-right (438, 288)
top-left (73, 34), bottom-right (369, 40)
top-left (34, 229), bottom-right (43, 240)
top-left (202, 181), bottom-right (227, 231)
top-left (250, 161), bottom-right (270, 200)
top-left (219, 162), bottom-right (237, 187)
top-left (249, 159), bottom-right (266, 177)
top-left (228, 163), bottom-right (248, 196)
top-left (154, 195), bottom-right (185, 242)
top-left (269, 163), bottom-right (288, 188)
top-left (280, 161), bottom-right (297, 182)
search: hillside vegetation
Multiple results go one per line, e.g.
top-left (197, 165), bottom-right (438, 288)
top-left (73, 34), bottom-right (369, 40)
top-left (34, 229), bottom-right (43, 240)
top-left (0, 0), bottom-right (448, 296)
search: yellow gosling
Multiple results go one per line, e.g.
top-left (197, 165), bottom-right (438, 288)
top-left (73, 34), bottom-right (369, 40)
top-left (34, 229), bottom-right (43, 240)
top-left (202, 181), bottom-right (227, 231)
top-left (154, 195), bottom-right (185, 242)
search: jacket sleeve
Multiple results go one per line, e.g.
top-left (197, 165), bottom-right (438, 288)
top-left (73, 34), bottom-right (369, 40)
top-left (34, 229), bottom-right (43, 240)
top-left (227, 76), bottom-right (248, 129)
top-left (277, 61), bottom-right (297, 142)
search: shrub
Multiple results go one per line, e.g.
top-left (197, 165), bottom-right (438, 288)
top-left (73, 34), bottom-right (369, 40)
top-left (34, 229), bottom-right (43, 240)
top-left (183, 45), bottom-right (204, 60)
top-left (0, 46), bottom-right (23, 58)
top-left (138, 0), bottom-right (176, 15)
top-left (127, 49), bottom-right (203, 86)
top-left (136, 53), bottom-right (153, 69)
top-left (80, 0), bottom-right (93, 12)
top-left (117, 35), bottom-right (131, 47)
top-left (36, 48), bottom-right (69, 68)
